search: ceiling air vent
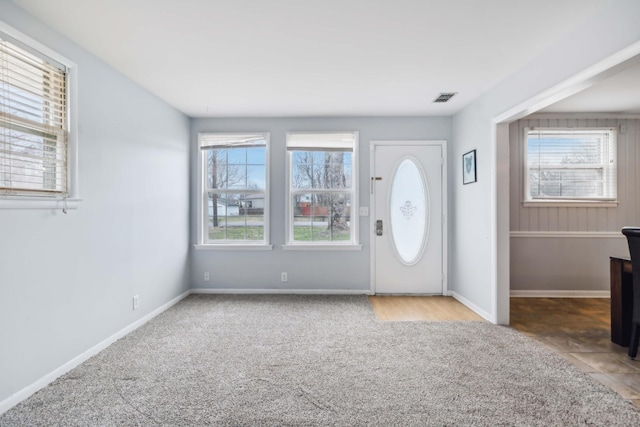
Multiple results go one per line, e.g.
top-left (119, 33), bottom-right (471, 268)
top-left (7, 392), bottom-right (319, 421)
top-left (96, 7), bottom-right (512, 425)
top-left (433, 93), bottom-right (457, 103)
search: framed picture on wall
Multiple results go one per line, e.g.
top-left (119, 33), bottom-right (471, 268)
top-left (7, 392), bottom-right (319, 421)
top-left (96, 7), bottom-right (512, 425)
top-left (462, 149), bottom-right (477, 184)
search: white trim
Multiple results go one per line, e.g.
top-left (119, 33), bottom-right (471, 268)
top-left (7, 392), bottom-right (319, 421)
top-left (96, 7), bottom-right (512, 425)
top-left (442, 143), bottom-right (449, 296)
top-left (194, 244), bottom-right (273, 251)
top-left (370, 141), bottom-right (376, 295)
top-left (510, 231), bottom-right (624, 238)
top-left (66, 56), bottom-right (79, 201)
top-left (510, 290), bottom-right (610, 298)
top-left (448, 291), bottom-right (493, 322)
top-left (522, 201), bottom-right (618, 208)
top-left (353, 134), bottom-right (360, 246)
top-left (0, 197), bottom-right (81, 210)
top-left (191, 288), bottom-right (373, 295)
top-left (493, 123), bottom-right (510, 325)
top-left (197, 138), bottom-right (204, 243)
top-left (0, 290), bottom-right (190, 416)
top-left (282, 244), bottom-right (362, 251)
top-left (525, 113), bottom-right (640, 120)
top-left (369, 140), bottom-right (448, 296)
top-left (0, 21), bottom-right (80, 209)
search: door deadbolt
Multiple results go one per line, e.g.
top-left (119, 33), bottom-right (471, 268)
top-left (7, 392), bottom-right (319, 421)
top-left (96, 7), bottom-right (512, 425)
top-left (376, 220), bottom-right (383, 236)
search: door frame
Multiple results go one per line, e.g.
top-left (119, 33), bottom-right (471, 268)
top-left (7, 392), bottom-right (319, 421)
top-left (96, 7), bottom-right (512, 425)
top-left (369, 140), bottom-right (448, 295)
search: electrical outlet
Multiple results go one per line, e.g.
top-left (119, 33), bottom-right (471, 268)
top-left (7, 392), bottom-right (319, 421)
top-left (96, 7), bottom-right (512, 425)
top-left (281, 272), bottom-right (288, 282)
top-left (133, 295), bottom-right (139, 310)
top-left (204, 271), bottom-right (210, 282)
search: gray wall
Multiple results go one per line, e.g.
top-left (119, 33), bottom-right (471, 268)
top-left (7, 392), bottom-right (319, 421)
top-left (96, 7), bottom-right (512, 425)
top-left (0, 1), bottom-right (190, 405)
top-left (190, 117), bottom-right (451, 291)
top-left (509, 115), bottom-right (639, 292)
top-left (511, 235), bottom-right (628, 292)
top-left (451, 0), bottom-right (640, 322)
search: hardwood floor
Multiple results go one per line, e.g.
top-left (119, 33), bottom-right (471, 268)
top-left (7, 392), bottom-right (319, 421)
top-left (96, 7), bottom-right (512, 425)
top-left (511, 298), bottom-right (640, 409)
top-left (368, 296), bottom-right (640, 409)
top-left (368, 295), bottom-right (484, 321)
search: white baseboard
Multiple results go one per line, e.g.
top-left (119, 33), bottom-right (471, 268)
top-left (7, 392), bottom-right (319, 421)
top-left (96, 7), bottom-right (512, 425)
top-left (0, 290), bottom-right (191, 416)
top-left (510, 290), bottom-right (611, 298)
top-left (510, 231), bottom-right (624, 238)
top-left (191, 288), bottom-right (373, 295)
top-left (448, 291), bottom-right (493, 322)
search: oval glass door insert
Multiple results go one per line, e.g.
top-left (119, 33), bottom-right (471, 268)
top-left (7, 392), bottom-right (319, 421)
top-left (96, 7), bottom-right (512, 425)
top-left (389, 157), bottom-right (429, 265)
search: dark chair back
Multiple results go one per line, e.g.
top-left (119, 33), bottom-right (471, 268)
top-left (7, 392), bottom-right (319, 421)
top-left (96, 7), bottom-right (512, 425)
top-left (622, 227), bottom-right (640, 323)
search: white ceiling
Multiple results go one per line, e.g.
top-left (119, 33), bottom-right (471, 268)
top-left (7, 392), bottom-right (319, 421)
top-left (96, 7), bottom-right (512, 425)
top-left (540, 60), bottom-right (640, 114)
top-left (10, 0), bottom-right (621, 118)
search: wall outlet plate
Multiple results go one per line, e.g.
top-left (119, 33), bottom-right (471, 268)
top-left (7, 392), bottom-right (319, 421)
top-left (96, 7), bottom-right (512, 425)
top-left (133, 295), bottom-right (139, 310)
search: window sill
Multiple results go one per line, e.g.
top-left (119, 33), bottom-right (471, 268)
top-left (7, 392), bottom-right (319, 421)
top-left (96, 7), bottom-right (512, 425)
top-left (194, 244), bottom-right (273, 251)
top-left (523, 200), bottom-right (618, 208)
top-left (0, 197), bottom-right (82, 210)
top-left (282, 244), bottom-right (362, 251)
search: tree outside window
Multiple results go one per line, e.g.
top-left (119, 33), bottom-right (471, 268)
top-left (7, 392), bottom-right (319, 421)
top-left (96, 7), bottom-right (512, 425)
top-left (199, 133), bottom-right (268, 245)
top-left (286, 132), bottom-right (358, 245)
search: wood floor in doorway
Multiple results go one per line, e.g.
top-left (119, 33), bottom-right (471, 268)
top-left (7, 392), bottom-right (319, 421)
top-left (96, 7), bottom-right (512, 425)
top-left (368, 296), bottom-right (484, 321)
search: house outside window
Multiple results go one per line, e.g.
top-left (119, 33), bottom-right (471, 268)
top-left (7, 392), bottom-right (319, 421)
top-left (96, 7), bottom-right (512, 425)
top-left (285, 132), bottom-right (360, 249)
top-left (197, 133), bottom-right (270, 247)
top-left (524, 127), bottom-right (617, 205)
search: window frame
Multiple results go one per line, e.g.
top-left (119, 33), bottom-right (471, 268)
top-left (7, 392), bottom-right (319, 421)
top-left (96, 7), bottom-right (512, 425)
top-left (284, 131), bottom-right (361, 251)
top-left (523, 127), bottom-right (618, 208)
top-left (195, 132), bottom-right (272, 250)
top-left (0, 21), bottom-right (79, 210)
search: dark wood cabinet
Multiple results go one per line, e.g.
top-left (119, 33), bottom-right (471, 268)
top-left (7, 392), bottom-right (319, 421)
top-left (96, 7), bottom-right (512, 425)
top-left (610, 257), bottom-right (633, 346)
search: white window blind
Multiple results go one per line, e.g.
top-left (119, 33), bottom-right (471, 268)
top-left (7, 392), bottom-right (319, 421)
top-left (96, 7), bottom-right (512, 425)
top-left (525, 128), bottom-right (617, 202)
top-left (0, 33), bottom-right (68, 195)
top-left (286, 132), bottom-right (356, 151)
top-left (199, 133), bottom-right (267, 149)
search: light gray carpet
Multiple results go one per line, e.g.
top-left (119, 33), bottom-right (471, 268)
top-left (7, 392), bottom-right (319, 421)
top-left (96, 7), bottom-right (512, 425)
top-left (2, 295), bottom-right (639, 426)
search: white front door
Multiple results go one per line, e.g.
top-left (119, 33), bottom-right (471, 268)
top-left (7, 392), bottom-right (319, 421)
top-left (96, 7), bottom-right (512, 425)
top-left (371, 142), bottom-right (446, 294)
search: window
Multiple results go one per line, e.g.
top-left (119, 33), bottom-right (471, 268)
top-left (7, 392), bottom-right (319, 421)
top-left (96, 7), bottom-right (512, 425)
top-left (197, 133), bottom-right (270, 248)
top-left (286, 132), bottom-right (359, 248)
top-left (524, 128), bottom-right (617, 204)
top-left (0, 32), bottom-right (68, 196)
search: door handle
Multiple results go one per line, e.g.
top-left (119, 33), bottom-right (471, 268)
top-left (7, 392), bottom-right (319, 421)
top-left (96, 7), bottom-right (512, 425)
top-left (376, 220), bottom-right (383, 236)
top-left (370, 176), bottom-right (382, 194)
